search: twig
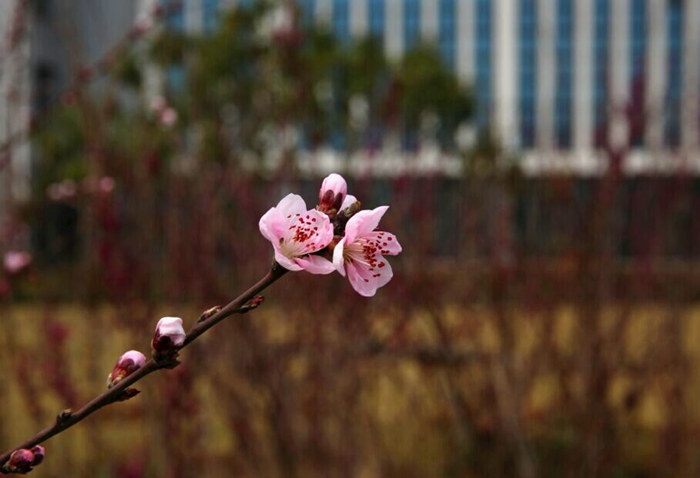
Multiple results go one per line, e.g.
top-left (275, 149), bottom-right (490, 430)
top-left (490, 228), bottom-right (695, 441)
top-left (0, 262), bottom-right (287, 469)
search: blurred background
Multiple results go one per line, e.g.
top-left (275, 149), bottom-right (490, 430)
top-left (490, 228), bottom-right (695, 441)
top-left (1, 0), bottom-right (700, 476)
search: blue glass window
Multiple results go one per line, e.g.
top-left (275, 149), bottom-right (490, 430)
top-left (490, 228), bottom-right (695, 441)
top-left (438, 0), bottom-right (456, 70)
top-left (555, 0), bottom-right (573, 148)
top-left (202, 0), bottom-right (219, 32)
top-left (665, 0), bottom-right (682, 147)
top-left (404, 0), bottom-right (420, 51)
top-left (298, 0), bottom-right (315, 28)
top-left (369, 0), bottom-right (385, 40)
top-left (519, 0), bottom-right (537, 148)
top-left (333, 0), bottom-right (350, 46)
top-left (475, 0), bottom-right (492, 130)
top-left (630, 0), bottom-right (647, 146)
top-left (162, 0), bottom-right (185, 92)
top-left (593, 0), bottom-right (610, 147)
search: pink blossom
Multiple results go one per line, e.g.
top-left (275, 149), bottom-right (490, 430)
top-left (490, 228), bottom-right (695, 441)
top-left (152, 316), bottom-right (186, 354)
top-left (99, 176), bottom-right (115, 193)
top-left (107, 350), bottom-right (146, 388)
top-left (160, 107), bottom-right (178, 127)
top-left (318, 173), bottom-right (347, 213)
top-left (259, 193), bottom-right (335, 273)
top-left (333, 206), bottom-right (402, 297)
top-left (3, 251), bottom-right (32, 274)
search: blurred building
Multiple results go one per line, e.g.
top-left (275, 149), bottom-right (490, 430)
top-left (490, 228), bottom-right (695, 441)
top-left (2, 0), bottom-right (700, 204)
top-left (0, 0), bottom-right (141, 217)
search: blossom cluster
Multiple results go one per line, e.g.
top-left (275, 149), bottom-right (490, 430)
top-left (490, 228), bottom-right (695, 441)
top-left (259, 174), bottom-right (402, 297)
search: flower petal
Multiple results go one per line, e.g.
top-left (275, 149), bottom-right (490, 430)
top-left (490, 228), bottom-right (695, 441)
top-left (340, 194), bottom-right (358, 211)
top-left (259, 207), bottom-right (286, 244)
top-left (295, 255), bottom-right (336, 275)
top-left (344, 206), bottom-right (389, 243)
top-left (276, 193), bottom-right (307, 217)
top-left (282, 209), bottom-right (333, 255)
top-left (364, 231), bottom-right (402, 256)
top-left (345, 253), bottom-right (393, 297)
top-left (274, 248), bottom-right (303, 271)
top-left (333, 237), bottom-right (347, 276)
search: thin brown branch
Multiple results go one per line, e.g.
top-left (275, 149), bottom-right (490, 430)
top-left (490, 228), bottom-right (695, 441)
top-left (0, 262), bottom-right (288, 469)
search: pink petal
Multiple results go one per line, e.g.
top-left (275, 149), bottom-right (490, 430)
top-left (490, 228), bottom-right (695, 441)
top-left (259, 207), bottom-right (286, 244)
top-left (364, 231), bottom-right (402, 256)
top-left (295, 255), bottom-right (335, 275)
top-left (274, 248), bottom-right (303, 271)
top-left (282, 209), bottom-right (333, 255)
top-left (346, 258), bottom-right (393, 297)
top-left (344, 206), bottom-right (389, 243)
top-left (276, 193), bottom-right (307, 217)
top-left (340, 194), bottom-right (357, 211)
top-left (333, 237), bottom-right (347, 276)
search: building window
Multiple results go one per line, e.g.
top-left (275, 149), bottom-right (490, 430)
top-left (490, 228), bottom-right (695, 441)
top-left (519, 0), bottom-right (537, 148)
top-left (629, 0), bottom-right (647, 147)
top-left (475, 0), bottom-right (492, 130)
top-left (34, 62), bottom-right (56, 113)
top-left (404, 0), bottom-right (420, 52)
top-left (203, 0), bottom-right (219, 33)
top-left (665, 0), bottom-right (682, 147)
top-left (369, 0), bottom-right (385, 41)
top-left (162, 0), bottom-right (186, 93)
top-left (593, 0), bottom-right (610, 148)
top-left (438, 0), bottom-right (456, 70)
top-left (333, 0), bottom-right (350, 46)
top-left (555, 0), bottom-right (573, 148)
top-left (298, 0), bottom-right (315, 28)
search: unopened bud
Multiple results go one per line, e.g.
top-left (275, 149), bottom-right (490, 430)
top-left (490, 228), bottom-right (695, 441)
top-left (7, 449), bottom-right (35, 473)
top-left (30, 446), bottom-right (45, 466)
top-left (107, 350), bottom-right (146, 388)
top-left (152, 317), bottom-right (186, 355)
top-left (318, 173), bottom-right (347, 216)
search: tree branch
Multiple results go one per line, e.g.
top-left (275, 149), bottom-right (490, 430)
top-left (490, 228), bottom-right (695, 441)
top-left (0, 262), bottom-right (288, 470)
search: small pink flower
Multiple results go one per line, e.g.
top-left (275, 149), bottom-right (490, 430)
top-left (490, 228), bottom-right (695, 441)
top-left (99, 176), bottom-right (115, 193)
top-left (259, 193), bottom-right (335, 273)
top-left (333, 206), bottom-right (402, 297)
top-left (3, 251), bottom-right (32, 274)
top-left (152, 316), bottom-right (186, 355)
top-left (160, 107), bottom-right (178, 127)
top-left (318, 173), bottom-right (347, 214)
top-left (107, 350), bottom-right (146, 388)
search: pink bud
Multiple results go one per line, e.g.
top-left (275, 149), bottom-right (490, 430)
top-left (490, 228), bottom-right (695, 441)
top-left (107, 350), bottom-right (146, 388)
top-left (7, 449), bottom-right (35, 473)
top-left (99, 176), bottom-right (115, 193)
top-left (318, 173), bottom-right (347, 214)
top-left (4, 251), bottom-right (32, 275)
top-left (152, 317), bottom-right (186, 355)
top-left (30, 445), bottom-right (45, 465)
top-left (160, 107), bottom-right (178, 127)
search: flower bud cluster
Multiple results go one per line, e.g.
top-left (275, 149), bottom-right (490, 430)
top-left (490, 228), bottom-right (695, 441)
top-left (259, 173), bottom-right (402, 297)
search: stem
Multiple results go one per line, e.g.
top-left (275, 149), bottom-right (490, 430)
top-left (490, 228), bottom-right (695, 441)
top-left (0, 263), bottom-right (288, 468)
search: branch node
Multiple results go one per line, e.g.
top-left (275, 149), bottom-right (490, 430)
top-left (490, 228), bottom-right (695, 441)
top-left (115, 388), bottom-right (141, 402)
top-left (197, 305), bottom-right (221, 323)
top-left (56, 409), bottom-right (73, 425)
top-left (238, 295), bottom-right (265, 314)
